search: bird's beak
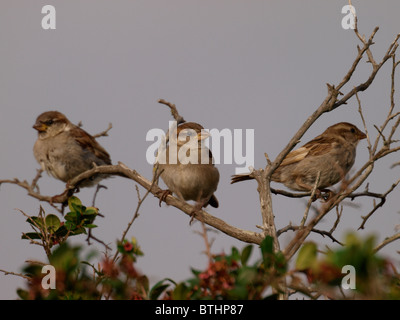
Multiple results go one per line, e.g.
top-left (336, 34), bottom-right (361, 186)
top-left (197, 131), bottom-right (211, 141)
top-left (358, 131), bottom-right (367, 140)
top-left (33, 123), bottom-right (47, 132)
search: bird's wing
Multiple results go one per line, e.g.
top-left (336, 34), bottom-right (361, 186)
top-left (70, 126), bottom-right (112, 164)
top-left (280, 135), bottom-right (336, 167)
top-left (280, 146), bottom-right (310, 166)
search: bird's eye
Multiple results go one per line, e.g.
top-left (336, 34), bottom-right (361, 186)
top-left (350, 128), bottom-right (356, 133)
top-left (184, 130), bottom-right (196, 136)
top-left (45, 120), bottom-right (54, 126)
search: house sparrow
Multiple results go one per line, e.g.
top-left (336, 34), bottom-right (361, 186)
top-left (231, 122), bottom-right (366, 194)
top-left (33, 111), bottom-right (112, 188)
top-left (156, 122), bottom-right (220, 214)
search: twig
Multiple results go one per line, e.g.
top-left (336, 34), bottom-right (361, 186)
top-left (391, 161), bottom-right (400, 168)
top-left (112, 164), bottom-right (163, 263)
top-left (355, 90), bottom-right (372, 152)
top-left (92, 123), bottom-right (113, 138)
top-left (0, 269), bottom-right (32, 281)
top-left (374, 233), bottom-right (400, 253)
top-left (358, 177), bottom-right (400, 230)
top-left (277, 224), bottom-right (343, 245)
top-left (330, 205), bottom-right (343, 234)
top-left (158, 99), bottom-right (186, 125)
top-left (91, 184), bottom-right (107, 207)
top-left (0, 177), bottom-right (63, 213)
top-left (16, 207), bottom-right (52, 258)
top-left (300, 171), bottom-right (320, 227)
top-left (287, 278), bottom-right (321, 300)
top-left (270, 188), bottom-right (311, 198)
top-left (87, 234), bottom-right (111, 251)
top-left (30, 169), bottom-right (44, 192)
top-left (199, 222), bottom-right (213, 263)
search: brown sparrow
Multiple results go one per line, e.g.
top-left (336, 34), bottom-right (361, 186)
top-left (231, 122), bottom-right (366, 194)
top-left (157, 122), bottom-right (220, 213)
top-left (33, 111), bottom-right (112, 188)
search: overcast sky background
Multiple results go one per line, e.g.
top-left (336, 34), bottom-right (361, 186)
top-left (1, 1), bottom-right (400, 299)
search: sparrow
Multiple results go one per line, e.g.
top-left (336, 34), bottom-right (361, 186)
top-left (156, 122), bottom-right (220, 214)
top-left (33, 111), bottom-right (112, 189)
top-left (231, 122), bottom-right (366, 194)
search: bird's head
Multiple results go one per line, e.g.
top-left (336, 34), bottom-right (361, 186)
top-left (33, 111), bottom-right (70, 138)
top-left (174, 122), bottom-right (210, 147)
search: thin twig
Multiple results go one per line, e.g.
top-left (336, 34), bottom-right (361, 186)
top-left (0, 269), bottom-right (32, 281)
top-left (374, 233), bottom-right (400, 253)
top-left (358, 177), bottom-right (400, 230)
top-left (355, 90), bottom-right (372, 152)
top-left (91, 184), bottom-right (107, 207)
top-left (330, 205), bottom-right (343, 234)
top-left (158, 99), bottom-right (186, 125)
top-left (277, 224), bottom-right (343, 245)
top-left (112, 164), bottom-right (163, 263)
top-left (92, 123), bottom-right (113, 138)
top-left (200, 222), bottom-right (213, 263)
top-left (300, 171), bottom-right (320, 227)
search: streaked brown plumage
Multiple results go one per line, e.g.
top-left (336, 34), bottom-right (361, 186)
top-left (157, 122), bottom-right (220, 211)
top-left (231, 122), bottom-right (366, 192)
top-left (33, 111), bottom-right (112, 188)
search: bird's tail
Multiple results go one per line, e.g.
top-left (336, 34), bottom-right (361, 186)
top-left (208, 194), bottom-right (219, 208)
top-left (230, 173), bottom-right (254, 184)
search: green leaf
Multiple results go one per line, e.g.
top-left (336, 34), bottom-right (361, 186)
top-left (54, 225), bottom-right (69, 237)
top-left (241, 245), bottom-right (253, 266)
top-left (172, 283), bottom-right (190, 300)
top-left (21, 232), bottom-right (43, 240)
top-left (48, 243), bottom-right (82, 271)
top-left (26, 216), bottom-right (44, 229)
top-left (65, 220), bottom-right (77, 231)
top-left (45, 214), bottom-right (61, 232)
top-left (237, 266), bottom-right (257, 285)
top-left (344, 232), bottom-right (361, 247)
top-left (137, 275), bottom-right (149, 294)
top-left (149, 278), bottom-right (176, 300)
top-left (81, 261), bottom-right (103, 276)
top-left (68, 196), bottom-right (83, 213)
top-left (231, 247), bottom-right (240, 262)
top-left (83, 224), bottom-right (97, 229)
top-left (227, 284), bottom-right (249, 299)
top-left (65, 211), bottom-right (77, 222)
top-left (73, 226), bottom-right (87, 235)
top-left (190, 268), bottom-right (202, 276)
top-left (274, 251), bottom-right (287, 274)
top-left (83, 207), bottom-right (98, 216)
top-left (260, 236), bottom-right (274, 255)
top-left (16, 289), bottom-right (29, 300)
top-left (261, 236), bottom-right (275, 267)
top-left (296, 242), bottom-right (318, 270)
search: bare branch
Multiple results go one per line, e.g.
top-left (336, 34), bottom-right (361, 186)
top-left (158, 99), bottom-right (186, 125)
top-left (0, 269), bottom-right (32, 281)
top-left (330, 205), bottom-right (343, 234)
top-left (355, 91), bottom-right (372, 152)
top-left (277, 224), bottom-right (343, 246)
top-left (58, 162), bottom-right (262, 246)
top-left (92, 123), bottom-right (113, 139)
top-left (374, 233), bottom-right (400, 253)
top-left (253, 26), bottom-right (400, 258)
top-left (300, 171), bottom-right (321, 227)
top-left (358, 177), bottom-right (400, 230)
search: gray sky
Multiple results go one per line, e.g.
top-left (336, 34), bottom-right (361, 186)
top-left (1, 1), bottom-right (400, 299)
